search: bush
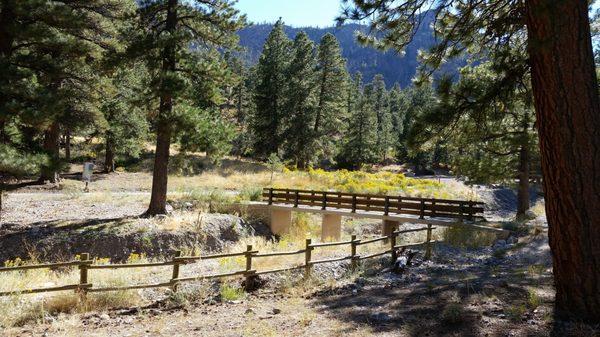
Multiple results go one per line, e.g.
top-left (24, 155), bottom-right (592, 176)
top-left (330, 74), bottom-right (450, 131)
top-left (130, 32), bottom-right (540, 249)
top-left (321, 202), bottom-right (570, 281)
top-left (442, 303), bottom-right (465, 324)
top-left (220, 283), bottom-right (245, 301)
top-left (443, 225), bottom-right (498, 249)
top-left (238, 186), bottom-right (263, 202)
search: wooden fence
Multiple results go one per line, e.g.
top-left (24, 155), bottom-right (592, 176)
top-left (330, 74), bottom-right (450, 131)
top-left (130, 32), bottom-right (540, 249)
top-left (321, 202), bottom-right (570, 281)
top-left (263, 188), bottom-right (485, 221)
top-left (0, 227), bottom-right (436, 298)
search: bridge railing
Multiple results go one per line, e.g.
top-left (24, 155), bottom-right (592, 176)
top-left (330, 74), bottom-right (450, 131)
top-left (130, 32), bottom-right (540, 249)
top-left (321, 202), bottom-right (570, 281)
top-left (262, 188), bottom-right (485, 221)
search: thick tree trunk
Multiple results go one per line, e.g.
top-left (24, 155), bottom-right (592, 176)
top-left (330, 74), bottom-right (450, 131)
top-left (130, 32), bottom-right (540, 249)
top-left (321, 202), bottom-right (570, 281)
top-left (516, 140), bottom-right (530, 219)
top-left (104, 133), bottom-right (115, 173)
top-left (146, 121), bottom-right (172, 215)
top-left (64, 129), bottom-right (71, 162)
top-left (39, 122), bottom-right (60, 183)
top-left (146, 0), bottom-right (177, 216)
top-left (525, 0), bottom-right (600, 323)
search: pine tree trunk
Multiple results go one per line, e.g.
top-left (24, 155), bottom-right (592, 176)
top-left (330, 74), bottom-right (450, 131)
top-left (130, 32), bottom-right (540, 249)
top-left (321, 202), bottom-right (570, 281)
top-left (146, 121), bottom-right (172, 215)
top-left (104, 133), bottom-right (115, 173)
top-left (64, 129), bottom-right (71, 162)
top-left (39, 122), bottom-right (60, 183)
top-left (525, 0), bottom-right (600, 323)
top-left (516, 140), bottom-right (530, 219)
top-left (146, 0), bottom-right (177, 216)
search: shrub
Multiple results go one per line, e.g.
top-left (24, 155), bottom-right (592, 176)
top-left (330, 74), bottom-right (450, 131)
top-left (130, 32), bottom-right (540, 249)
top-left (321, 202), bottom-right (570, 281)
top-left (220, 283), bottom-right (245, 301)
top-left (443, 225), bottom-right (498, 249)
top-left (442, 303), bottom-right (465, 324)
top-left (238, 186), bottom-right (263, 202)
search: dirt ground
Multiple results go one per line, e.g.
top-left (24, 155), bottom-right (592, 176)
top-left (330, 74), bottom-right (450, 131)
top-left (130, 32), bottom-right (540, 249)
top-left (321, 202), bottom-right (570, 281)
top-left (1, 171), bottom-right (598, 337)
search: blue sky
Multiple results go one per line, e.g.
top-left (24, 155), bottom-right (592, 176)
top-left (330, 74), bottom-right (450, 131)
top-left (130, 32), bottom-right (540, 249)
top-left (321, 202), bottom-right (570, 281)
top-left (234, 0), bottom-right (344, 27)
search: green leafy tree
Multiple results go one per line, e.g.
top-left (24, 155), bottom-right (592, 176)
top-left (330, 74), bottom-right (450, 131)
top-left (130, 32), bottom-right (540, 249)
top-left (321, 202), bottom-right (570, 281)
top-left (129, 0), bottom-right (245, 215)
top-left (101, 64), bottom-right (150, 172)
top-left (282, 32), bottom-right (317, 168)
top-left (0, 0), bottom-right (131, 183)
top-left (371, 74), bottom-right (392, 161)
top-left (313, 33), bottom-right (349, 162)
top-left (337, 73), bottom-right (377, 168)
top-left (340, 0), bottom-right (600, 321)
top-left (251, 19), bottom-right (291, 158)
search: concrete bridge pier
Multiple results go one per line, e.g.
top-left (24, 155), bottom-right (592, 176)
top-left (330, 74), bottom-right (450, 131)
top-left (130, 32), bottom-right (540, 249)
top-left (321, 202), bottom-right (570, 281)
top-left (270, 209), bottom-right (292, 236)
top-left (382, 219), bottom-right (401, 237)
top-left (321, 214), bottom-right (342, 241)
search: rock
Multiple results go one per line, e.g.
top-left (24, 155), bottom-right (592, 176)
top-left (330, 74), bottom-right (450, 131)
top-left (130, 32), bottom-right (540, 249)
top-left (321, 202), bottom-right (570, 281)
top-left (272, 308), bottom-right (281, 315)
top-left (165, 203), bottom-right (174, 214)
top-left (245, 308), bottom-right (255, 315)
top-left (506, 236), bottom-right (518, 244)
top-left (370, 312), bottom-right (392, 323)
top-left (99, 313), bottom-right (110, 321)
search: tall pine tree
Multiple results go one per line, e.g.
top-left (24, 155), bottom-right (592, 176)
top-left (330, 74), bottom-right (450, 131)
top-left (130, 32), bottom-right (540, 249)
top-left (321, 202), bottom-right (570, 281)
top-left (251, 19), bottom-right (291, 158)
top-left (130, 0), bottom-right (244, 215)
top-left (313, 33), bottom-right (349, 162)
top-left (282, 32), bottom-right (317, 168)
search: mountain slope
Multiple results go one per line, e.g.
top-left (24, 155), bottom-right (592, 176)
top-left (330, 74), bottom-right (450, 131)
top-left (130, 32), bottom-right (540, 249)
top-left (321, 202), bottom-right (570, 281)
top-left (237, 19), bottom-right (439, 87)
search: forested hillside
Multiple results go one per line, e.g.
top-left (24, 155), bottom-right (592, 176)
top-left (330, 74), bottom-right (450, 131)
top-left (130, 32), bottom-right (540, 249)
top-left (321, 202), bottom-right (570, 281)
top-left (238, 17), bottom-right (438, 87)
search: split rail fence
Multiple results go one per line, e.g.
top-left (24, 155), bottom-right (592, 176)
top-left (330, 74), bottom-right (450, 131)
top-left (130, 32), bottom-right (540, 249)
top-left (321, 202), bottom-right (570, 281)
top-left (0, 227), bottom-right (437, 298)
top-left (263, 188), bottom-right (485, 221)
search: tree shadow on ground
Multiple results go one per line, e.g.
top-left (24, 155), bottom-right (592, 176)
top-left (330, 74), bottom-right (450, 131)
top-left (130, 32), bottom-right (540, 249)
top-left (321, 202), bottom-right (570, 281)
top-left (311, 251), bottom-right (556, 336)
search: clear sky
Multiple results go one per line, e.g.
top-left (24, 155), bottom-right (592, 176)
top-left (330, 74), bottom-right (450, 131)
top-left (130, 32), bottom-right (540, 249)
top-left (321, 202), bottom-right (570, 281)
top-left (234, 0), bottom-right (344, 27)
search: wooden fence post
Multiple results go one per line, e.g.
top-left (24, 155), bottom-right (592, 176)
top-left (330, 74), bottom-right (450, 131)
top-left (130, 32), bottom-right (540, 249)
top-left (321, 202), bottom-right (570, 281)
top-left (351, 195), bottom-right (357, 213)
top-left (384, 196), bottom-right (390, 216)
top-left (425, 224), bottom-right (433, 260)
top-left (244, 245), bottom-right (255, 291)
top-left (390, 230), bottom-right (397, 265)
top-left (171, 250), bottom-right (182, 292)
top-left (468, 200), bottom-right (474, 220)
top-left (78, 253), bottom-right (90, 302)
top-left (322, 192), bottom-right (327, 210)
top-left (420, 200), bottom-right (425, 219)
top-left (304, 238), bottom-right (312, 278)
top-left (268, 188), bottom-right (274, 205)
top-left (294, 191), bottom-right (299, 207)
top-left (350, 235), bottom-right (358, 271)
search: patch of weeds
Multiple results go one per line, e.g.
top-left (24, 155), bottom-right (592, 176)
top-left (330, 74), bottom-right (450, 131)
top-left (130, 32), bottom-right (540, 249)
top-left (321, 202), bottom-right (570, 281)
top-left (442, 303), bottom-right (465, 324)
top-left (492, 248), bottom-right (508, 259)
top-left (506, 304), bottom-right (527, 321)
top-left (527, 289), bottom-right (541, 309)
top-left (220, 283), bottom-right (245, 301)
top-left (238, 186), bottom-right (263, 202)
top-left (527, 264), bottom-right (545, 276)
top-left (501, 222), bottom-right (519, 232)
top-left (443, 225), bottom-right (498, 249)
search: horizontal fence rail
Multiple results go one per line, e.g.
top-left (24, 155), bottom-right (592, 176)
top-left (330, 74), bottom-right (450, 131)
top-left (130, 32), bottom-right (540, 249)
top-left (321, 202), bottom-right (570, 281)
top-left (0, 223), bottom-right (503, 298)
top-left (262, 188), bottom-right (485, 221)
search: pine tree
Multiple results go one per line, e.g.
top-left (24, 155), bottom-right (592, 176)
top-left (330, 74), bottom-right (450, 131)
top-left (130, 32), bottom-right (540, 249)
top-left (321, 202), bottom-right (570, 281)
top-left (282, 32), bottom-right (317, 168)
top-left (251, 19), bottom-right (291, 158)
top-left (0, 0), bottom-right (132, 183)
top-left (337, 73), bottom-right (377, 168)
top-left (388, 83), bottom-right (408, 158)
top-left (313, 33), bottom-right (349, 162)
top-left (371, 74), bottom-right (392, 161)
top-left (101, 64), bottom-right (149, 173)
top-left (130, 0), bottom-right (245, 215)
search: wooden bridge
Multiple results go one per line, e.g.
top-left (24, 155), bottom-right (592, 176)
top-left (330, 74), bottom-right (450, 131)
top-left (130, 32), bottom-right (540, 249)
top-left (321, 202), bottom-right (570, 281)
top-left (261, 188), bottom-right (501, 241)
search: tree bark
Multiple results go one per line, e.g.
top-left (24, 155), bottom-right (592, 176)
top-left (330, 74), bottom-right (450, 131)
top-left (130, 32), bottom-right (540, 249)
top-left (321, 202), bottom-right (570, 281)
top-left (104, 132), bottom-right (115, 173)
top-left (39, 122), bottom-right (61, 183)
top-left (525, 0), bottom-right (600, 323)
top-left (146, 0), bottom-right (177, 216)
top-left (516, 139), bottom-right (530, 219)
